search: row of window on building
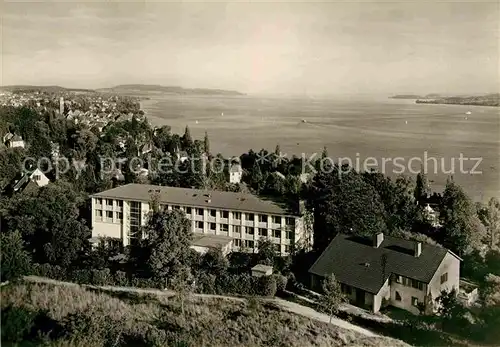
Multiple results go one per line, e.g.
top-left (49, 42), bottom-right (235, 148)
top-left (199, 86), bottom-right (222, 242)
top-left (95, 210), bottom-right (122, 222)
top-left (95, 198), bottom-right (122, 208)
top-left (163, 204), bottom-right (295, 225)
top-left (232, 239), bottom-right (291, 252)
top-left (393, 274), bottom-right (425, 291)
top-left (95, 198), bottom-right (296, 225)
top-left (194, 222), bottom-right (293, 238)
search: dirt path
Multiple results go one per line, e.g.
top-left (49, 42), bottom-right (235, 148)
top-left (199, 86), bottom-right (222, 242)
top-left (21, 276), bottom-right (378, 337)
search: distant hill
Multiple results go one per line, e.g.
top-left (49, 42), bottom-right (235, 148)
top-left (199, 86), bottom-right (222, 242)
top-left (390, 94), bottom-right (441, 100)
top-left (0, 85), bottom-right (95, 93)
top-left (416, 93), bottom-right (500, 107)
top-left (390, 95), bottom-right (423, 99)
top-left (100, 84), bottom-right (245, 96)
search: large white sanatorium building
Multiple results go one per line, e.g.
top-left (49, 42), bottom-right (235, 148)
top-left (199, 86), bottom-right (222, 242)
top-left (91, 184), bottom-right (311, 255)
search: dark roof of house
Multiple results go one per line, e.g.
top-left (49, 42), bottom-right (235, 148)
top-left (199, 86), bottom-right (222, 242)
top-left (309, 233), bottom-right (455, 294)
top-left (93, 184), bottom-right (300, 216)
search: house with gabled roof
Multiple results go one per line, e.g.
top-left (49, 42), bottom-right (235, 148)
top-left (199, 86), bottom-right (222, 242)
top-left (309, 232), bottom-right (461, 314)
top-left (5, 134), bottom-right (25, 149)
top-left (6, 168), bottom-right (50, 194)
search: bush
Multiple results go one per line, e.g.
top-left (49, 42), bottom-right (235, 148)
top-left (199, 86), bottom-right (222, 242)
top-left (114, 271), bottom-right (129, 286)
top-left (195, 271), bottom-right (217, 294)
top-left (31, 263), bottom-right (66, 280)
top-left (258, 276), bottom-right (277, 297)
top-left (71, 269), bottom-right (91, 284)
top-left (1, 305), bottom-right (38, 342)
top-left (91, 268), bottom-right (111, 286)
top-left (273, 274), bottom-right (288, 294)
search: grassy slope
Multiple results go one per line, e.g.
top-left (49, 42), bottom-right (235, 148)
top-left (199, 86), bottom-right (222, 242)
top-left (0, 282), bottom-right (409, 347)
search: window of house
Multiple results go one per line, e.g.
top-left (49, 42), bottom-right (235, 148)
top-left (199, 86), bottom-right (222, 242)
top-left (234, 239), bottom-right (241, 247)
top-left (247, 213), bottom-right (255, 221)
top-left (196, 221), bottom-right (203, 229)
top-left (245, 240), bottom-right (254, 248)
top-left (259, 215), bottom-right (268, 223)
top-left (273, 216), bottom-right (282, 224)
top-left (221, 211), bottom-right (229, 219)
top-left (116, 212), bottom-right (123, 220)
top-left (233, 226), bottom-right (241, 234)
top-left (106, 211), bottom-right (113, 219)
top-left (209, 222), bottom-right (216, 231)
top-left (273, 230), bottom-right (281, 238)
top-left (284, 245), bottom-right (291, 253)
top-left (440, 272), bottom-right (448, 284)
top-left (173, 205), bottom-right (181, 210)
top-left (221, 224), bottom-right (229, 232)
top-left (411, 279), bottom-right (420, 289)
top-left (395, 291), bottom-right (402, 301)
top-left (285, 217), bottom-right (294, 225)
top-left (232, 212), bottom-right (241, 220)
top-left (411, 297), bottom-right (419, 306)
top-left (286, 230), bottom-right (294, 239)
top-left (106, 199), bottom-right (113, 206)
top-left (117, 200), bottom-right (123, 207)
top-left (185, 207), bottom-right (192, 214)
top-left (96, 198), bottom-right (102, 206)
top-left (95, 210), bottom-right (103, 218)
top-left (196, 208), bottom-right (204, 216)
top-left (259, 228), bottom-right (268, 237)
top-left (210, 209), bottom-right (216, 217)
top-left (33, 175), bottom-right (41, 181)
top-left (395, 275), bottom-right (402, 284)
top-left (246, 227), bottom-right (254, 235)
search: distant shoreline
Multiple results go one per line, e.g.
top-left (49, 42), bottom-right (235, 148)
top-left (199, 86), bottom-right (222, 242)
top-left (390, 93), bottom-right (499, 107)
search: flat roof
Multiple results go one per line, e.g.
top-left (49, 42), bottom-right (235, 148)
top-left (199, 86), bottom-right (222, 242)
top-left (93, 184), bottom-right (298, 216)
top-left (191, 234), bottom-right (234, 249)
top-left (252, 264), bottom-right (273, 272)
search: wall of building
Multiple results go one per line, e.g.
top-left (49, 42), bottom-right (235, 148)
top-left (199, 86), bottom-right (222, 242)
top-left (374, 278), bottom-right (391, 313)
top-left (390, 280), bottom-right (427, 315)
top-left (427, 252), bottom-right (460, 306)
top-left (93, 221), bottom-right (122, 239)
top-left (91, 197), bottom-right (307, 256)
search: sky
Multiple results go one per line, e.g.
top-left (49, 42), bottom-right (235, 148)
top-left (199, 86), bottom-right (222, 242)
top-left (1, 0), bottom-right (499, 96)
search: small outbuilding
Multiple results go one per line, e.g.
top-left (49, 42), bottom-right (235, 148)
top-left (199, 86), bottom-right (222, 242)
top-left (251, 264), bottom-right (273, 278)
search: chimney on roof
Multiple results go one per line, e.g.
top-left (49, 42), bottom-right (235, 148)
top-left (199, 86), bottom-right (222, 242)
top-left (414, 242), bottom-right (422, 257)
top-left (373, 232), bottom-right (384, 248)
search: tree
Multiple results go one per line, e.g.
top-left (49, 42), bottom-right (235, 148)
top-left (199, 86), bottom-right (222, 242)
top-left (171, 265), bottom-right (195, 315)
top-left (479, 198), bottom-right (500, 250)
top-left (1, 182), bottom-right (90, 269)
top-left (256, 238), bottom-right (276, 266)
top-left (142, 209), bottom-right (193, 284)
top-left (203, 131), bottom-right (210, 154)
top-left (200, 248), bottom-right (229, 276)
top-left (362, 172), bottom-right (418, 232)
top-left (414, 171), bottom-right (430, 205)
top-left (319, 274), bottom-right (346, 323)
top-left (310, 166), bottom-right (387, 251)
top-left (0, 231), bottom-right (32, 281)
top-left (182, 126), bottom-right (193, 151)
top-left (440, 179), bottom-right (485, 255)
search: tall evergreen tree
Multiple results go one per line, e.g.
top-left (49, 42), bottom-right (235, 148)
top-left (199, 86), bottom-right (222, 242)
top-left (414, 171), bottom-right (430, 205)
top-left (182, 126), bottom-right (193, 151)
top-left (203, 131), bottom-right (210, 155)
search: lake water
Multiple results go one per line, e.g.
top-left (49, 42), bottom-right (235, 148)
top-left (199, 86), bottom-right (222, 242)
top-left (141, 94), bottom-right (499, 202)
